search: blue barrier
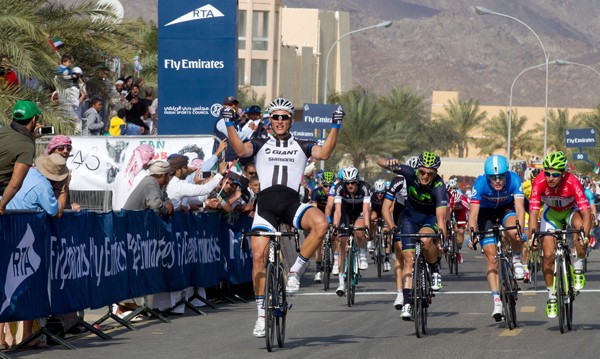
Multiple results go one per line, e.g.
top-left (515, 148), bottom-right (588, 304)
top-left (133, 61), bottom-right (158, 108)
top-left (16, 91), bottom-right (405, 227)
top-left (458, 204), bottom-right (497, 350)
top-left (0, 210), bottom-right (252, 322)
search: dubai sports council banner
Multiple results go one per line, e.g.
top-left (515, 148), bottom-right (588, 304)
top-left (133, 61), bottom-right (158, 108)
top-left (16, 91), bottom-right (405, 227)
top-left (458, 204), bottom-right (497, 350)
top-left (66, 136), bottom-right (215, 191)
top-left (158, 0), bottom-right (237, 135)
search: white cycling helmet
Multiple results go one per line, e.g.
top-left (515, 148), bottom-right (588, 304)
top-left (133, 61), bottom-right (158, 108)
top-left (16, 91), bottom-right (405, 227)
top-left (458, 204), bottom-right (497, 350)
top-left (374, 179), bottom-right (386, 193)
top-left (448, 178), bottom-right (457, 188)
top-left (267, 97), bottom-right (295, 116)
top-left (405, 156), bottom-right (419, 168)
top-left (341, 166), bottom-right (359, 182)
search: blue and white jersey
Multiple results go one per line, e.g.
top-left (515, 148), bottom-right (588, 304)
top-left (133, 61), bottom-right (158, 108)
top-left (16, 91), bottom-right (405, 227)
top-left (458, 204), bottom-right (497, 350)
top-left (471, 171), bottom-right (524, 209)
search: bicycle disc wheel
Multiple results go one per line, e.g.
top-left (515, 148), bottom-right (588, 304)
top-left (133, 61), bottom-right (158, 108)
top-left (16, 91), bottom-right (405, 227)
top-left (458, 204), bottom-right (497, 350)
top-left (276, 265), bottom-right (286, 347)
top-left (264, 263), bottom-right (276, 351)
top-left (556, 258), bottom-right (567, 333)
top-left (323, 244), bottom-right (332, 291)
top-left (346, 249), bottom-right (354, 307)
top-left (413, 256), bottom-right (424, 338)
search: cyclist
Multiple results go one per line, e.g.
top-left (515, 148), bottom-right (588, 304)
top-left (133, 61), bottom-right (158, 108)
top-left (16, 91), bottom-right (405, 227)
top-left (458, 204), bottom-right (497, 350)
top-left (377, 152), bottom-right (448, 320)
top-left (468, 154), bottom-right (526, 322)
top-left (522, 167), bottom-right (541, 282)
top-left (310, 171), bottom-right (335, 283)
top-left (333, 166), bottom-right (371, 296)
top-left (369, 179), bottom-right (391, 271)
top-left (381, 157), bottom-right (411, 309)
top-left (527, 151), bottom-right (591, 319)
top-left (447, 187), bottom-right (470, 264)
top-left (225, 97), bottom-right (344, 337)
top-left (325, 169), bottom-right (343, 275)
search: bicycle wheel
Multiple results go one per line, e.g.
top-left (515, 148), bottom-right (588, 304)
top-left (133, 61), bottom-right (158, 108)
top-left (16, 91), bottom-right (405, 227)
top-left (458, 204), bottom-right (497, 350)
top-left (422, 263), bottom-right (430, 335)
top-left (276, 264), bottom-right (286, 347)
top-left (504, 261), bottom-right (518, 329)
top-left (529, 250), bottom-right (539, 290)
top-left (264, 263), bottom-right (276, 351)
top-left (497, 256), bottom-right (508, 325)
top-left (452, 235), bottom-right (459, 275)
top-left (566, 261), bottom-right (574, 331)
top-left (413, 254), bottom-right (424, 338)
top-left (556, 255), bottom-right (567, 333)
top-left (323, 243), bottom-right (332, 291)
top-left (446, 237), bottom-right (453, 274)
top-left (376, 234), bottom-right (383, 278)
top-left (346, 248), bottom-right (355, 307)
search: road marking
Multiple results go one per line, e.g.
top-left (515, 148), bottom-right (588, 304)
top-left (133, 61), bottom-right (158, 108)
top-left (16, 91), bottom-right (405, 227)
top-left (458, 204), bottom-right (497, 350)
top-left (520, 306), bottom-right (536, 313)
top-left (296, 289), bottom-right (600, 296)
top-left (499, 328), bottom-right (523, 336)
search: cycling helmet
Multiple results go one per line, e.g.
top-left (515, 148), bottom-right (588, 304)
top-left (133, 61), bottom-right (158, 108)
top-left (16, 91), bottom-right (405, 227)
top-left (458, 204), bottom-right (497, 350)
top-left (322, 171), bottom-right (335, 185)
top-left (416, 152), bottom-right (441, 169)
top-left (543, 151), bottom-right (567, 171)
top-left (267, 97), bottom-right (295, 116)
top-left (450, 188), bottom-right (461, 204)
top-left (530, 168), bottom-right (542, 180)
top-left (405, 156), bottom-right (419, 168)
top-left (448, 178), bottom-right (457, 188)
top-left (373, 179), bottom-right (386, 193)
top-left (484, 155), bottom-right (509, 175)
top-left (341, 166), bottom-right (359, 182)
top-left (337, 168), bottom-right (345, 180)
top-left (385, 180), bottom-right (391, 189)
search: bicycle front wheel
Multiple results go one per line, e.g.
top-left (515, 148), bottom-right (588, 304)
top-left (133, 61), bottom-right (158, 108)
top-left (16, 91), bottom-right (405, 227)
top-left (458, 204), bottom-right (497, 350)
top-left (413, 255), bottom-right (424, 338)
top-left (376, 234), bottom-right (383, 278)
top-left (346, 249), bottom-right (355, 307)
top-left (323, 244), bottom-right (332, 291)
top-left (276, 264), bottom-right (286, 347)
top-left (452, 236), bottom-right (459, 275)
top-left (556, 255), bottom-right (567, 333)
top-left (264, 263), bottom-right (276, 351)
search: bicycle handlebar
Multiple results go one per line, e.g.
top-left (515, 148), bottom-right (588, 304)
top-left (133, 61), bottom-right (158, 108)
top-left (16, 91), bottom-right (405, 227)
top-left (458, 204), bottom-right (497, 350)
top-left (242, 229), bottom-right (301, 253)
top-left (530, 227), bottom-right (586, 248)
top-left (469, 222), bottom-right (522, 251)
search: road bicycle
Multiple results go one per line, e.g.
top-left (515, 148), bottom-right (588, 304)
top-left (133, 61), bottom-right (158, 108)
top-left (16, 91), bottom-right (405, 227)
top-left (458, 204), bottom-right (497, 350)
top-left (527, 243), bottom-right (541, 289)
top-left (322, 224), bottom-right (335, 291)
top-left (372, 218), bottom-right (387, 278)
top-left (471, 223), bottom-right (522, 330)
top-left (532, 226), bottom-right (584, 333)
top-left (340, 225), bottom-right (368, 307)
top-left (243, 227), bottom-right (299, 352)
top-left (398, 231), bottom-right (443, 338)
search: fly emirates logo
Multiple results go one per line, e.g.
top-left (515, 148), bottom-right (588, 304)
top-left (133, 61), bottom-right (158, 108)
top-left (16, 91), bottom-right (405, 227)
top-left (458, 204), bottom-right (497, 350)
top-left (164, 59), bottom-right (225, 70)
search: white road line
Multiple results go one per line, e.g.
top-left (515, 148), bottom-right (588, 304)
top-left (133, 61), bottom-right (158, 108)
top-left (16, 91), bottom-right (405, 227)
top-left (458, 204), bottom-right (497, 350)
top-left (295, 289), bottom-right (600, 296)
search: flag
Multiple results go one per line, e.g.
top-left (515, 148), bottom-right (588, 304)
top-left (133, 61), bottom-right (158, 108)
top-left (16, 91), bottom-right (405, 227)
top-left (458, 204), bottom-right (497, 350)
top-left (594, 162), bottom-right (600, 175)
top-left (48, 37), bottom-right (64, 52)
top-left (568, 162), bottom-right (575, 172)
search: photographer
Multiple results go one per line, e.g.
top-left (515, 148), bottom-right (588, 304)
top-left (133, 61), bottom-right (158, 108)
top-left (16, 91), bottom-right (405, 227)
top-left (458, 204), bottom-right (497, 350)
top-left (124, 84), bottom-right (149, 135)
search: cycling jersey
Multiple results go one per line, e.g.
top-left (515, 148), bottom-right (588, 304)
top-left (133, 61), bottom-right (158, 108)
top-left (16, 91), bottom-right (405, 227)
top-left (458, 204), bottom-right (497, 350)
top-left (370, 192), bottom-right (385, 216)
top-left (385, 175), bottom-right (407, 207)
top-left (529, 171), bottom-right (589, 212)
top-left (471, 171), bottom-right (524, 209)
top-left (334, 181), bottom-right (371, 222)
top-left (449, 193), bottom-right (470, 225)
top-left (311, 186), bottom-right (328, 211)
top-left (391, 164), bottom-right (448, 215)
top-left (585, 188), bottom-right (595, 207)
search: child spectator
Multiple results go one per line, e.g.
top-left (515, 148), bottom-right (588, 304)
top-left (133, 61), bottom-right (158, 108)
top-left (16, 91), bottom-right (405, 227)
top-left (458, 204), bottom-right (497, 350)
top-left (109, 108), bottom-right (127, 136)
top-left (56, 54), bottom-right (72, 81)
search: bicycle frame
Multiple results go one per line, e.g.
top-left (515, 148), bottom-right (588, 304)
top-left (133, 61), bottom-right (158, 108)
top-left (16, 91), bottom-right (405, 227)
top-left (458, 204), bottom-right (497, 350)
top-left (340, 225), bottom-right (368, 307)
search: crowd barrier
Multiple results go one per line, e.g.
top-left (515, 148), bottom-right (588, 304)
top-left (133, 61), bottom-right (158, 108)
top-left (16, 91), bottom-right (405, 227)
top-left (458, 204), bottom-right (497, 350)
top-left (0, 210), bottom-right (252, 322)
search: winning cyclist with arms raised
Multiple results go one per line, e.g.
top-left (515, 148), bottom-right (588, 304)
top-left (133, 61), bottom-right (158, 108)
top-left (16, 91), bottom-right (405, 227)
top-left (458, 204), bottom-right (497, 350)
top-left (226, 97), bottom-right (344, 337)
top-left (527, 151), bottom-right (591, 319)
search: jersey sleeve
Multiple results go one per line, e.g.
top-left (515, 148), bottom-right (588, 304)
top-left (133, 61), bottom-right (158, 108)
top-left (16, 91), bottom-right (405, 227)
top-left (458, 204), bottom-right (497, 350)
top-left (509, 172), bottom-right (524, 199)
top-left (470, 175), bottom-right (486, 205)
top-left (391, 164), bottom-right (415, 178)
top-left (528, 175), bottom-right (545, 211)
top-left (385, 176), bottom-right (404, 201)
top-left (362, 182), bottom-right (371, 203)
top-left (334, 184), bottom-right (343, 203)
top-left (433, 180), bottom-right (449, 208)
top-left (249, 137), bottom-right (268, 157)
top-left (296, 139), bottom-right (315, 159)
top-left (568, 175), bottom-right (590, 211)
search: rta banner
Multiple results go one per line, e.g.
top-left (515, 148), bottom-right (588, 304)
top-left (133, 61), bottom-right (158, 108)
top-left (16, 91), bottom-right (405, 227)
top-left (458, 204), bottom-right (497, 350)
top-left (158, 0), bottom-right (237, 135)
top-left (0, 211), bottom-right (253, 322)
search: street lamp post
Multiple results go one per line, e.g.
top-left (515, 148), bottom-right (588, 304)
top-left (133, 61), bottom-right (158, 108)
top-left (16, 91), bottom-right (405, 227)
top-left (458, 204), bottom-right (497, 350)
top-left (322, 21), bottom-right (392, 103)
top-left (475, 6), bottom-right (550, 156)
top-left (554, 59), bottom-right (600, 81)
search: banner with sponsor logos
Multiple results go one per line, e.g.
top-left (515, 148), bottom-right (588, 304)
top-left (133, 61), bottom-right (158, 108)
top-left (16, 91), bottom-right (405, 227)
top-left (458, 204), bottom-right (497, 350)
top-left (221, 214), bottom-right (253, 284)
top-left (0, 210), bottom-right (234, 320)
top-left (158, 0), bottom-right (237, 135)
top-left (302, 103), bottom-right (339, 130)
top-left (66, 136), bottom-right (215, 191)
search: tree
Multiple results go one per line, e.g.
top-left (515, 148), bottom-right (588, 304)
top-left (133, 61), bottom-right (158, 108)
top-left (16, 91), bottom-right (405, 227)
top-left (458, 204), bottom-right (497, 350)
top-left (477, 109), bottom-right (539, 158)
top-left (433, 98), bottom-right (487, 158)
top-left (0, 0), bottom-right (144, 131)
top-left (534, 109), bottom-right (579, 153)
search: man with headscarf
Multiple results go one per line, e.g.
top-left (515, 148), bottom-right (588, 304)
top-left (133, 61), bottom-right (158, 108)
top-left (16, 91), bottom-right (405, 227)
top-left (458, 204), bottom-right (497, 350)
top-left (123, 160), bottom-right (173, 215)
top-left (112, 144), bottom-right (155, 211)
top-left (44, 135), bottom-right (81, 211)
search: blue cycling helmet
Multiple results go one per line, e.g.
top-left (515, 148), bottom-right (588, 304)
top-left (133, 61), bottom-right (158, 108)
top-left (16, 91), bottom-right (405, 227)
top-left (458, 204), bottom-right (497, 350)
top-left (337, 168), bottom-right (345, 180)
top-left (484, 155), bottom-right (509, 175)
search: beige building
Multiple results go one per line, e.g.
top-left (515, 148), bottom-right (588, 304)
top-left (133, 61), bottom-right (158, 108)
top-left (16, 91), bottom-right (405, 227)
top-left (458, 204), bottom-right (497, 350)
top-left (238, 1), bottom-right (353, 108)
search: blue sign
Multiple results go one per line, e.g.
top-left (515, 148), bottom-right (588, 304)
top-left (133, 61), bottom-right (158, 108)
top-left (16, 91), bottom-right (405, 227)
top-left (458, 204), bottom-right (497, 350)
top-left (302, 103), bottom-right (339, 129)
top-left (573, 152), bottom-right (588, 161)
top-left (158, 1), bottom-right (237, 135)
top-left (291, 122), bottom-right (325, 146)
top-left (565, 128), bottom-right (596, 148)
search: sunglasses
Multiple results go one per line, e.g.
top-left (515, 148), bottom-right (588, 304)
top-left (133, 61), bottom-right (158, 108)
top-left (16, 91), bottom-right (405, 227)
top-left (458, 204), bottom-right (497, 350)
top-left (55, 145), bottom-right (72, 152)
top-left (487, 174), bottom-right (506, 182)
top-left (247, 171), bottom-right (256, 175)
top-left (418, 169), bottom-right (436, 177)
top-left (544, 171), bottom-right (563, 178)
top-left (271, 114), bottom-right (292, 121)
top-left (345, 181), bottom-right (358, 185)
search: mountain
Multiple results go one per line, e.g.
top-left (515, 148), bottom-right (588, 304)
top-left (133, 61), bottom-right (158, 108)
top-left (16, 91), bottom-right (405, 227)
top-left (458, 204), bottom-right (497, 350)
top-left (123, 0), bottom-right (600, 109)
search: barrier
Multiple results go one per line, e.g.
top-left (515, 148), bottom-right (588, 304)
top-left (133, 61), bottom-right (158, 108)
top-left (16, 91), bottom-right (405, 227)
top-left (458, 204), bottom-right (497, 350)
top-left (0, 210), bottom-right (252, 323)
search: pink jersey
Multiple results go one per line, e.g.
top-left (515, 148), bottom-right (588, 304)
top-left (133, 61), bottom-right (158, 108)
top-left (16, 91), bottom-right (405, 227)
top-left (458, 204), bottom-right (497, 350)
top-left (529, 171), bottom-right (589, 212)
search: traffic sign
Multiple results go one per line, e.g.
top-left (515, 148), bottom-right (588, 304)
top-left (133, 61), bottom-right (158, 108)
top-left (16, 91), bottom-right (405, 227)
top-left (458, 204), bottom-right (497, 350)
top-left (573, 152), bottom-right (588, 161)
top-left (565, 128), bottom-right (596, 148)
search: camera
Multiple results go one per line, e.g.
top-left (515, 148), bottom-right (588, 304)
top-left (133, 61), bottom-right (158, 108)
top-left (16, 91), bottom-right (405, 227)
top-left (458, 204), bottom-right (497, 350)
top-left (37, 126), bottom-right (55, 136)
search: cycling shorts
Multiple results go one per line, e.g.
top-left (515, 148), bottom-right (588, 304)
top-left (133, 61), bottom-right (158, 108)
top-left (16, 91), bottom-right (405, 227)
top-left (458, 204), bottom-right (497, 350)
top-left (252, 186), bottom-right (313, 232)
top-left (399, 209), bottom-right (438, 251)
top-left (477, 203), bottom-right (516, 247)
top-left (539, 206), bottom-right (577, 232)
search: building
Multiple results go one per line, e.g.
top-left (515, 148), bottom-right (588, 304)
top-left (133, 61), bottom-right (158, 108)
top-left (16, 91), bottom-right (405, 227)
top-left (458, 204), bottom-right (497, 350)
top-left (238, 0), bottom-right (353, 108)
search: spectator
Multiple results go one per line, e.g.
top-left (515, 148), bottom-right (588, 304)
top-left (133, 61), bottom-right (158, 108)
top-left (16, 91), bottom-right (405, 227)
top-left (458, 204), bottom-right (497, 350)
top-left (148, 96), bottom-right (159, 135)
top-left (0, 100), bottom-right (41, 216)
top-left (214, 96), bottom-right (256, 161)
top-left (123, 160), bottom-right (174, 216)
top-left (142, 87), bottom-right (155, 132)
top-left (112, 144), bottom-right (155, 211)
top-left (107, 79), bottom-right (127, 118)
top-left (56, 54), bottom-right (72, 81)
top-left (1, 55), bottom-right (18, 89)
top-left (5, 153), bottom-right (69, 349)
top-left (125, 84), bottom-right (149, 135)
top-left (82, 97), bottom-right (104, 136)
top-left (241, 175), bottom-right (260, 217)
top-left (109, 108), bottom-right (127, 136)
top-left (44, 135), bottom-right (81, 211)
top-left (72, 67), bottom-right (89, 119)
top-left (123, 76), bottom-right (133, 92)
top-left (58, 74), bottom-right (82, 124)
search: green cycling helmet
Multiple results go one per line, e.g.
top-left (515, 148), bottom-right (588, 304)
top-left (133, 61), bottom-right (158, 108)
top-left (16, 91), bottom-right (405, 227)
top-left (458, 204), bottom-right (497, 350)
top-left (322, 171), bottom-right (335, 185)
top-left (417, 151), bottom-right (441, 169)
top-left (543, 151), bottom-right (567, 171)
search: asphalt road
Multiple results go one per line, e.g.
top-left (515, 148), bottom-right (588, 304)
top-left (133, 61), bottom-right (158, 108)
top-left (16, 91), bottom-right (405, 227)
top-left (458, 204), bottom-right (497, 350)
top-left (9, 247), bottom-right (600, 359)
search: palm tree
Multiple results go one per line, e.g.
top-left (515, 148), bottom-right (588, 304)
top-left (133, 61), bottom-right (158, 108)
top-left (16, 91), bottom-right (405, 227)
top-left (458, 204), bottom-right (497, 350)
top-left (328, 87), bottom-right (403, 172)
top-left (433, 98), bottom-right (487, 158)
top-left (477, 109), bottom-right (540, 158)
top-left (0, 0), bottom-right (144, 130)
top-left (534, 109), bottom-right (579, 153)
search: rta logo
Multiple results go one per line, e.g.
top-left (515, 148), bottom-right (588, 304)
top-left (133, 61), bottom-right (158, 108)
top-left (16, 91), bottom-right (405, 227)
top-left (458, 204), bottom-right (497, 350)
top-left (165, 4), bottom-right (225, 27)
